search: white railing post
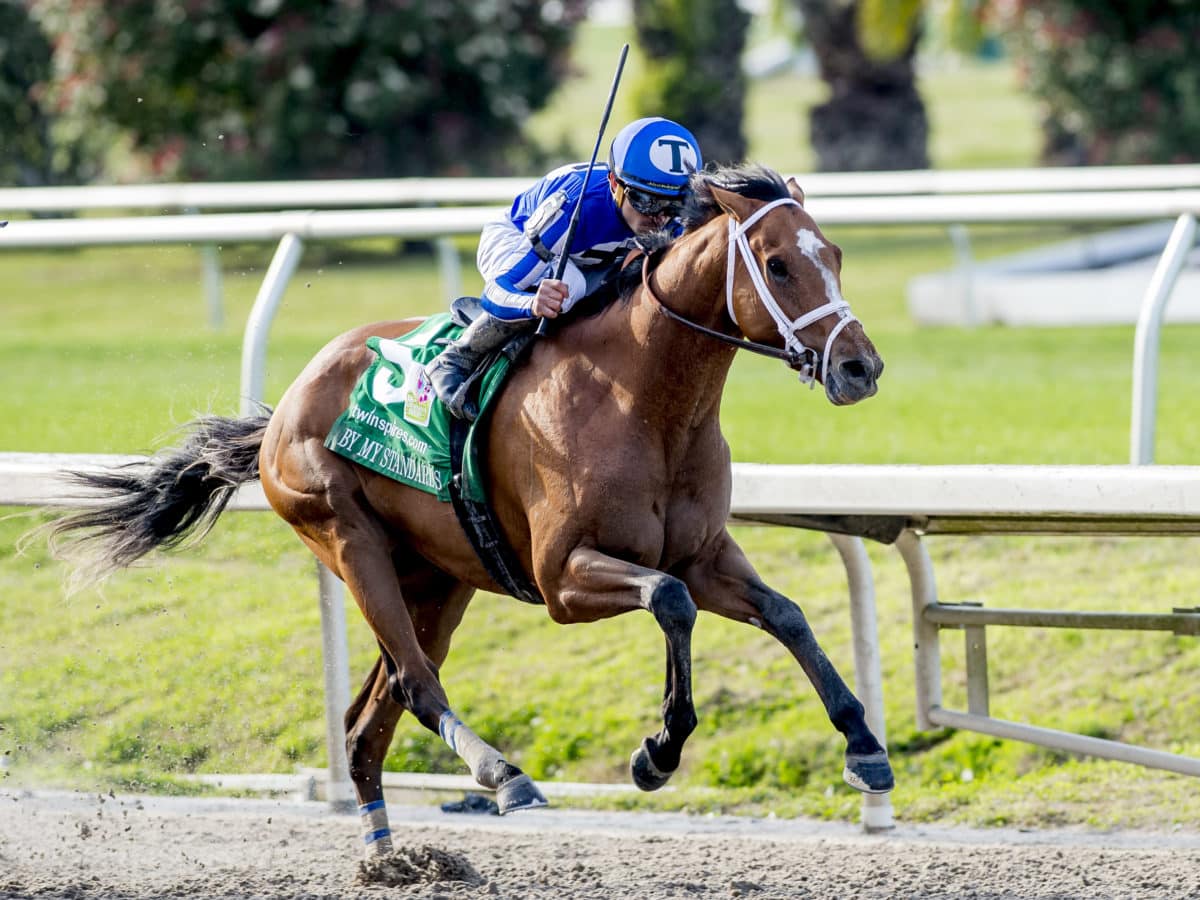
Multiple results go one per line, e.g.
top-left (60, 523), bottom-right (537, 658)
top-left (1130, 212), bottom-right (1196, 464)
top-left (184, 205), bottom-right (225, 330)
top-left (437, 237), bottom-right (463, 302)
top-left (240, 233), bottom-right (305, 415)
top-left (316, 563), bottom-right (355, 812)
top-left (947, 224), bottom-right (978, 327)
top-left (897, 529), bottom-right (942, 731)
top-left (200, 244), bottom-right (224, 330)
top-left (827, 533), bottom-right (894, 831)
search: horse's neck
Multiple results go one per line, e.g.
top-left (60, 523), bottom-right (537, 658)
top-left (597, 226), bottom-right (737, 432)
top-left (647, 224), bottom-right (732, 334)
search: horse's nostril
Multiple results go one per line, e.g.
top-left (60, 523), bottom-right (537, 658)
top-left (839, 358), bottom-right (870, 384)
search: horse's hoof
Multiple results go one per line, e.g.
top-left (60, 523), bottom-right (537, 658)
top-left (843, 750), bottom-right (894, 794)
top-left (495, 773), bottom-right (548, 815)
top-left (630, 738), bottom-right (674, 792)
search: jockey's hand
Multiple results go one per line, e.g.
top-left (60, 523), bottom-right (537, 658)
top-left (532, 278), bottom-right (570, 319)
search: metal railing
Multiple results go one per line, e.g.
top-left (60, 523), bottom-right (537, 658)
top-left (6, 456), bottom-right (1200, 818)
top-left (0, 453), bottom-right (896, 831)
top-left (5, 164), bottom-right (1200, 214)
top-left (4, 187), bottom-right (1198, 458)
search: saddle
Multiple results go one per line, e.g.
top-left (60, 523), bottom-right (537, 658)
top-left (323, 302), bottom-right (543, 606)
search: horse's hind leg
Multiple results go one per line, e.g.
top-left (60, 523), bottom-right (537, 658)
top-left (344, 654), bottom-right (399, 856)
top-left (345, 568), bottom-right (476, 856)
top-left (684, 532), bottom-right (894, 794)
top-left (326, 531), bottom-right (545, 853)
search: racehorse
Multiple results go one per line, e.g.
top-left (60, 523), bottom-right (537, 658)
top-left (49, 164), bottom-right (891, 858)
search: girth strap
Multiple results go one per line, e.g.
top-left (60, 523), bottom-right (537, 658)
top-left (444, 336), bottom-right (544, 606)
top-left (448, 414), bottom-right (543, 606)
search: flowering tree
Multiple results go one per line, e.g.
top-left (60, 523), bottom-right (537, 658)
top-left (0, 2), bottom-right (108, 186)
top-left (992, 0), bottom-right (1200, 164)
top-left (32, 0), bottom-right (587, 180)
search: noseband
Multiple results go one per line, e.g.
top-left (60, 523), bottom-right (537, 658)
top-left (643, 197), bottom-right (858, 387)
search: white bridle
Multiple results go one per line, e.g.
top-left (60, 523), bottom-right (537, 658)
top-left (724, 197), bottom-right (858, 387)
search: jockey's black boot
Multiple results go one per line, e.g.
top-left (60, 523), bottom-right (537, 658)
top-left (426, 313), bottom-right (528, 422)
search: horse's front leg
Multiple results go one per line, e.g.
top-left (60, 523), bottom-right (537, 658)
top-left (683, 532), bottom-right (894, 794)
top-left (547, 547), bottom-right (698, 791)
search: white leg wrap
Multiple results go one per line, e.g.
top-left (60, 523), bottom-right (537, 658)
top-left (359, 799), bottom-right (393, 858)
top-left (439, 710), bottom-right (505, 788)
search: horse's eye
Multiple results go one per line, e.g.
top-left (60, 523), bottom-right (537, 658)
top-left (766, 257), bottom-right (788, 280)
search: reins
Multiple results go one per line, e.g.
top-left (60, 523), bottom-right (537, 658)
top-left (640, 259), bottom-right (802, 366)
top-left (638, 197), bottom-right (858, 387)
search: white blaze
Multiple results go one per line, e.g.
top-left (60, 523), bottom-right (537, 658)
top-left (795, 228), bottom-right (846, 308)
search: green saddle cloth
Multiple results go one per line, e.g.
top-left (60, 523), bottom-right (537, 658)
top-left (323, 315), bottom-right (512, 503)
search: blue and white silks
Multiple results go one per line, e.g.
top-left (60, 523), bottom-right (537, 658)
top-left (477, 162), bottom-right (638, 320)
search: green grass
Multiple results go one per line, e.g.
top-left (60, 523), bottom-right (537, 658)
top-left (3, 28), bottom-right (1200, 831)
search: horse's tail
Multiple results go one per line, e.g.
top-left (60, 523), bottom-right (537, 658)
top-left (47, 411), bottom-right (272, 582)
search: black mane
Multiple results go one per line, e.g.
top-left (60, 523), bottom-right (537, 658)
top-left (680, 163), bottom-right (790, 232)
top-left (613, 163), bottom-right (791, 302)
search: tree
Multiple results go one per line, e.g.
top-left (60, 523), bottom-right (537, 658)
top-left (797, 0), bottom-right (1200, 170)
top-left (0, 1), bottom-right (103, 186)
top-left (992, 0), bottom-right (1200, 165)
top-left (31, 0), bottom-right (587, 181)
top-left (632, 0), bottom-right (751, 165)
top-left (794, 0), bottom-right (929, 171)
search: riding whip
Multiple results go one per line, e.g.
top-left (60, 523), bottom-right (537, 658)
top-left (536, 42), bottom-right (629, 336)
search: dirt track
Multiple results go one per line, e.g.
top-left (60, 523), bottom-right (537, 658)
top-left (2, 789), bottom-right (1199, 899)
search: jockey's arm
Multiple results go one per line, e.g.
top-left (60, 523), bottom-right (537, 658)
top-left (476, 185), bottom-right (590, 321)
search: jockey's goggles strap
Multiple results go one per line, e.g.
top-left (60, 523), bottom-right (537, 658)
top-left (725, 197), bottom-right (858, 387)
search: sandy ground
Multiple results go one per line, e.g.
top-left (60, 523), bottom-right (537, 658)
top-left (1, 789), bottom-right (1199, 899)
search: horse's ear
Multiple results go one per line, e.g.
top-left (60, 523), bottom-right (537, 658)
top-left (709, 184), bottom-right (760, 223)
top-left (786, 177), bottom-right (805, 205)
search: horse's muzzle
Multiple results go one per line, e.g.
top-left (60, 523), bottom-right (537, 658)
top-left (823, 352), bottom-right (883, 406)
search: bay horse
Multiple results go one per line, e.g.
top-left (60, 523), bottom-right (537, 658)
top-left (49, 164), bottom-right (891, 858)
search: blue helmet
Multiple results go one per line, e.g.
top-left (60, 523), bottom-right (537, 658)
top-left (608, 117), bottom-right (702, 198)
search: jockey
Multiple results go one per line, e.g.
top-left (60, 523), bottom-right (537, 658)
top-left (426, 116), bottom-right (703, 421)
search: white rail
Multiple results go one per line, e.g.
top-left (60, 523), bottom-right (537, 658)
top-left (6, 456), bottom-right (1200, 816)
top-left (730, 462), bottom-right (1200, 526)
top-left (0, 452), bottom-right (892, 830)
top-left (5, 165), bottom-right (1200, 213)
top-left (730, 463), bottom-right (1200, 779)
top-left (7, 191), bottom-right (1200, 246)
top-left (0, 207), bottom-right (500, 247)
top-left (5, 188), bottom-right (1198, 453)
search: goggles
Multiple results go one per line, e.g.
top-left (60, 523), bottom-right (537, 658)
top-left (619, 181), bottom-right (684, 218)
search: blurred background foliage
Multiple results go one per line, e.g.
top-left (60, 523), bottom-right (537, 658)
top-left (796, 0), bottom-right (928, 170)
top-left (10, 0), bottom-right (588, 182)
top-left (990, 0), bottom-right (1200, 165)
top-left (0, 0), bottom-right (112, 187)
top-left (631, 0), bottom-right (750, 165)
top-left (0, 0), bottom-right (1198, 181)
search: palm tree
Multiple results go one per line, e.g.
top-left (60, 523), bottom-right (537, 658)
top-left (795, 0), bottom-right (929, 171)
top-left (632, 0), bottom-right (750, 165)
